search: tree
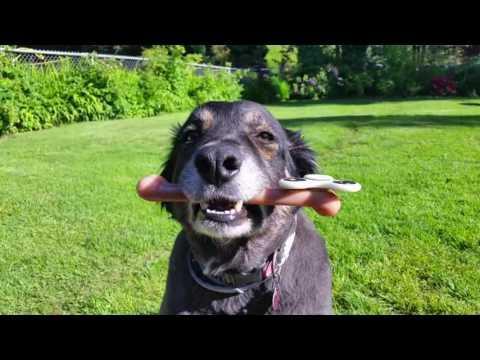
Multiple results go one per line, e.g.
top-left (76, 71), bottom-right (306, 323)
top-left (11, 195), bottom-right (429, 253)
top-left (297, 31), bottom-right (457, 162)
top-left (208, 45), bottom-right (232, 66)
top-left (265, 45), bottom-right (283, 71)
top-left (265, 45), bottom-right (299, 79)
top-left (340, 45), bottom-right (369, 72)
top-left (227, 45), bottom-right (268, 68)
top-left (297, 45), bottom-right (337, 75)
top-left (184, 45), bottom-right (207, 57)
top-left (460, 45), bottom-right (480, 62)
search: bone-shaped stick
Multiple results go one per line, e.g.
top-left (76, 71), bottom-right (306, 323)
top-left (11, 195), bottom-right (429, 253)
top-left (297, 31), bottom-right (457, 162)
top-left (136, 175), bottom-right (341, 217)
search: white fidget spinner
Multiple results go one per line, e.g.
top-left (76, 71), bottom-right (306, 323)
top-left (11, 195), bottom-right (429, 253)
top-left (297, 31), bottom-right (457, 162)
top-left (278, 174), bottom-right (362, 193)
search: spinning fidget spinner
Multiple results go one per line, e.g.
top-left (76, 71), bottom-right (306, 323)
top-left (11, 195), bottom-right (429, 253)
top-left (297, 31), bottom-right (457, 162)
top-left (279, 174), bottom-right (362, 193)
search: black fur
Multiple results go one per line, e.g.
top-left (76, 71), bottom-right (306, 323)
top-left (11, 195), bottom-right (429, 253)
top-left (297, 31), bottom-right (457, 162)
top-left (160, 124), bottom-right (182, 214)
top-left (158, 101), bottom-right (333, 315)
top-left (284, 128), bottom-right (318, 177)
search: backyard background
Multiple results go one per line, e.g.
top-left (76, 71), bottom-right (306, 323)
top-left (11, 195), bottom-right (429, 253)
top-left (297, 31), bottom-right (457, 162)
top-left (0, 45), bottom-right (479, 314)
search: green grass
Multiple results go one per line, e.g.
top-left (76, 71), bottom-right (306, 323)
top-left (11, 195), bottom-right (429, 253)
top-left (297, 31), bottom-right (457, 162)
top-left (1, 98), bottom-right (480, 314)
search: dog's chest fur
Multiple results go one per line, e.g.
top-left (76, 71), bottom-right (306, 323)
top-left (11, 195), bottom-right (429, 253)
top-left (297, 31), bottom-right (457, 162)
top-left (161, 211), bottom-right (333, 315)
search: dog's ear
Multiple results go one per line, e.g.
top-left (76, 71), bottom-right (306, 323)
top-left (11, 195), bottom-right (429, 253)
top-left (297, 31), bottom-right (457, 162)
top-left (284, 128), bottom-right (318, 177)
top-left (160, 123), bottom-right (182, 182)
top-left (160, 156), bottom-right (174, 184)
top-left (159, 124), bottom-right (182, 214)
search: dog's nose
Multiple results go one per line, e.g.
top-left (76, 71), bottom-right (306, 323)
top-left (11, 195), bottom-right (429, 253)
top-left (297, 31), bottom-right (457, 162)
top-left (195, 146), bottom-right (242, 186)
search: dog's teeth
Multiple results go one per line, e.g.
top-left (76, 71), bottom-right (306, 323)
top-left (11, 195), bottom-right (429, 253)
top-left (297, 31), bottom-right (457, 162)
top-left (203, 201), bottom-right (242, 216)
top-left (234, 201), bottom-right (243, 212)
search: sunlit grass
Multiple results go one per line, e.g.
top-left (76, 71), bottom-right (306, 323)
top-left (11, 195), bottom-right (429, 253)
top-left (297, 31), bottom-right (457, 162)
top-left (1, 98), bottom-right (479, 314)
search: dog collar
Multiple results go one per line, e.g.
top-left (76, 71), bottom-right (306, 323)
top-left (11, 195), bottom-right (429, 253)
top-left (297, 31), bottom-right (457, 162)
top-left (188, 252), bottom-right (270, 295)
top-left (187, 216), bottom-right (297, 301)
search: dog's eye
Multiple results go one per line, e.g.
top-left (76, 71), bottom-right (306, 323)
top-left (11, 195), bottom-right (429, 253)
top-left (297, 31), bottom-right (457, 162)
top-left (257, 131), bottom-right (275, 142)
top-left (183, 130), bottom-right (199, 143)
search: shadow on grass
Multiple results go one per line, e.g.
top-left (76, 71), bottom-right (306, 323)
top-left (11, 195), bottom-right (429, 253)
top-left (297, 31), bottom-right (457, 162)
top-left (279, 115), bottom-right (480, 129)
top-left (272, 97), bottom-right (464, 107)
top-left (460, 102), bottom-right (480, 107)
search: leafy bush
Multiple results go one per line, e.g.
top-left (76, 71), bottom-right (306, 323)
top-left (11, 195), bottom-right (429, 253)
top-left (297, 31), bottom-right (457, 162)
top-left (0, 56), bottom-right (148, 134)
top-left (290, 71), bottom-right (329, 100)
top-left (240, 45), bottom-right (297, 103)
top-left (0, 46), bottom-right (243, 135)
top-left (337, 46), bottom-right (423, 98)
top-left (376, 78), bottom-right (396, 96)
top-left (343, 72), bottom-right (374, 97)
top-left (189, 68), bottom-right (244, 105)
top-left (140, 46), bottom-right (199, 114)
top-left (454, 61), bottom-right (480, 97)
top-left (270, 76), bottom-right (290, 101)
top-left (241, 70), bottom-right (278, 104)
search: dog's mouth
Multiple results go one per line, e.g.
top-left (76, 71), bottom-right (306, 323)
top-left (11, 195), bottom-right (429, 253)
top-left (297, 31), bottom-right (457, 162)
top-left (189, 196), bottom-right (265, 239)
top-left (193, 199), bottom-right (248, 223)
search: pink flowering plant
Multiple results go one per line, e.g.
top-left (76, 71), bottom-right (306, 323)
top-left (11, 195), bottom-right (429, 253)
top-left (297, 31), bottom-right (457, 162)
top-left (431, 75), bottom-right (457, 96)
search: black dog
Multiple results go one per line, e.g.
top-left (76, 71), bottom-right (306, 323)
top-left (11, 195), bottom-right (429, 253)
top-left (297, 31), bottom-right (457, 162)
top-left (159, 100), bottom-right (332, 314)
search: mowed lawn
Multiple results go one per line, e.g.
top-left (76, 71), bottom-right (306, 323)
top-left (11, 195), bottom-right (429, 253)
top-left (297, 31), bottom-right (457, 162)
top-left (1, 98), bottom-right (480, 314)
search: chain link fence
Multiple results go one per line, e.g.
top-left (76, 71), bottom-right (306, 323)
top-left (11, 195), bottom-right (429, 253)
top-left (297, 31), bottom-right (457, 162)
top-left (0, 47), bottom-right (244, 75)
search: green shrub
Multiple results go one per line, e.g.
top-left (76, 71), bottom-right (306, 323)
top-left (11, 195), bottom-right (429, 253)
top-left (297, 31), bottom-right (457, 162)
top-left (343, 72), bottom-right (374, 97)
top-left (270, 76), bottom-right (290, 101)
top-left (328, 46), bottom-right (427, 98)
top-left (189, 68), bottom-right (244, 105)
top-left (376, 78), bottom-right (395, 96)
top-left (0, 46), bottom-right (243, 135)
top-left (372, 46), bottom-right (421, 97)
top-left (0, 56), bottom-right (147, 134)
top-left (240, 71), bottom-right (277, 104)
top-left (454, 61), bottom-right (480, 97)
top-left (290, 71), bottom-right (329, 100)
top-left (141, 46), bottom-right (243, 114)
top-left (140, 46), bottom-right (198, 114)
top-left (241, 71), bottom-right (291, 104)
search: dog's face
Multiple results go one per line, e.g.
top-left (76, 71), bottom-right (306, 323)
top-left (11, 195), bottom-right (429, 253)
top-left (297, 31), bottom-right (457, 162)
top-left (161, 101), bottom-right (316, 240)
